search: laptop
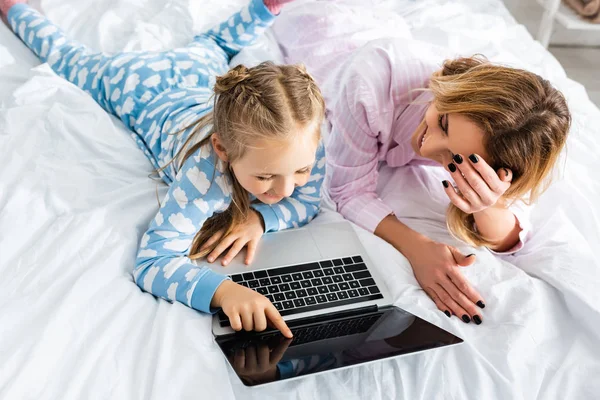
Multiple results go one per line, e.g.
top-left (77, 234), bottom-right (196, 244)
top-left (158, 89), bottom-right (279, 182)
top-left (209, 221), bottom-right (463, 386)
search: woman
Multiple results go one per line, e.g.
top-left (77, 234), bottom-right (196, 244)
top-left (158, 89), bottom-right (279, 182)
top-left (273, 2), bottom-right (570, 324)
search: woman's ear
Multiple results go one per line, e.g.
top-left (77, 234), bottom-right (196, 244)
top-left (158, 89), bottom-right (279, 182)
top-left (211, 133), bottom-right (229, 162)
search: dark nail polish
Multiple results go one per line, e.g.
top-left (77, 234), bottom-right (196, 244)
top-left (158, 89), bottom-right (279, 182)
top-left (469, 154), bottom-right (479, 163)
top-left (476, 300), bottom-right (485, 309)
top-left (473, 315), bottom-right (482, 325)
top-left (453, 154), bottom-right (463, 164)
top-left (503, 167), bottom-right (510, 177)
top-left (466, 253), bottom-right (475, 258)
top-left (442, 180), bottom-right (449, 188)
top-left (448, 163), bottom-right (457, 173)
top-left (444, 310), bottom-right (451, 318)
top-left (461, 314), bottom-right (471, 323)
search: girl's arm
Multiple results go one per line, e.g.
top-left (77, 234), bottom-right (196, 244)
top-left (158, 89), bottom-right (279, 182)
top-left (135, 148), bottom-right (291, 336)
top-left (251, 142), bottom-right (326, 232)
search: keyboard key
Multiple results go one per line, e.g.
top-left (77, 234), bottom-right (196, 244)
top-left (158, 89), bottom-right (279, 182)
top-left (318, 286), bottom-right (329, 294)
top-left (320, 260), bottom-right (333, 268)
top-left (313, 270), bottom-right (324, 277)
top-left (311, 278), bottom-right (323, 286)
top-left (342, 257), bottom-right (354, 265)
top-left (248, 280), bottom-right (259, 288)
top-left (292, 273), bottom-right (303, 281)
top-left (273, 302), bottom-right (283, 311)
top-left (305, 297), bottom-right (317, 305)
top-left (360, 278), bottom-right (376, 287)
top-left (334, 267), bottom-right (344, 274)
top-left (350, 281), bottom-right (360, 289)
top-left (333, 259), bottom-right (344, 266)
top-left (282, 300), bottom-right (294, 309)
top-left (271, 276), bottom-right (282, 284)
top-left (290, 282), bottom-right (301, 290)
top-left (293, 299), bottom-right (306, 308)
top-left (345, 263), bottom-right (368, 273)
top-left (231, 275), bottom-right (243, 282)
top-left (257, 287), bottom-right (268, 295)
top-left (326, 293), bottom-right (338, 301)
top-left (316, 295), bottom-right (327, 303)
top-left (342, 273), bottom-right (353, 281)
top-left (267, 262), bottom-right (321, 277)
top-left (285, 292), bottom-right (297, 300)
top-left (266, 294), bottom-right (274, 302)
top-left (240, 282), bottom-right (249, 287)
top-left (368, 286), bottom-right (381, 294)
top-left (279, 283), bottom-right (291, 292)
top-left (353, 270), bottom-right (372, 280)
top-left (338, 291), bottom-right (349, 299)
top-left (302, 271), bottom-right (314, 279)
top-left (282, 275), bottom-right (292, 283)
top-left (274, 293), bottom-right (285, 301)
top-left (324, 268), bottom-right (334, 276)
top-left (348, 289), bottom-right (359, 298)
top-left (268, 285), bottom-right (280, 294)
top-left (296, 289), bottom-right (308, 297)
top-left (333, 275), bottom-right (343, 283)
top-left (307, 288), bottom-right (318, 296)
top-left (254, 270), bottom-right (268, 278)
top-left (339, 282), bottom-right (350, 291)
top-left (328, 284), bottom-right (340, 292)
top-left (322, 277), bottom-right (333, 285)
top-left (352, 256), bottom-right (364, 263)
top-left (358, 288), bottom-right (369, 296)
top-left (242, 272), bottom-right (254, 280)
top-left (259, 278), bottom-right (271, 286)
top-left (301, 280), bottom-right (312, 288)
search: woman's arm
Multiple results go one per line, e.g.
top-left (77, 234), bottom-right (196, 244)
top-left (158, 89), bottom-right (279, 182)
top-left (473, 206), bottom-right (522, 252)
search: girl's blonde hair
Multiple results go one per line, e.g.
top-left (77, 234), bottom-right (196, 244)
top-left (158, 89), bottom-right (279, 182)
top-left (172, 62), bottom-right (325, 259)
top-left (428, 56), bottom-right (570, 247)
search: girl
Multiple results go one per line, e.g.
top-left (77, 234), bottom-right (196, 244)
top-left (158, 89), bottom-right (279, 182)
top-left (272, 3), bottom-right (570, 325)
top-left (2, 0), bottom-right (327, 337)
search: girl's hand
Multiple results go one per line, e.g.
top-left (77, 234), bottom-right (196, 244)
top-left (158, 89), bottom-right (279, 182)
top-left (212, 280), bottom-right (293, 338)
top-left (1, 0), bottom-right (27, 17)
top-left (202, 210), bottom-right (265, 266)
top-left (443, 153), bottom-right (512, 214)
top-left (407, 240), bottom-right (485, 324)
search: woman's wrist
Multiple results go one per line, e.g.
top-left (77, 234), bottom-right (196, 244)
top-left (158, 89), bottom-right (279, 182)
top-left (374, 214), bottom-right (433, 261)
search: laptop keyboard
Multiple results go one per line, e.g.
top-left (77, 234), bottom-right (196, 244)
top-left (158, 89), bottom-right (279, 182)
top-left (225, 312), bottom-right (384, 351)
top-left (218, 255), bottom-right (384, 327)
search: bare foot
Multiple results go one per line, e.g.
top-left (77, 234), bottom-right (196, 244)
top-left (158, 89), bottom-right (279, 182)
top-left (0, 0), bottom-right (27, 17)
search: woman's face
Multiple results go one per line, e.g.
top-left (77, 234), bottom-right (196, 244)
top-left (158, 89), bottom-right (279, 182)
top-left (411, 102), bottom-right (489, 166)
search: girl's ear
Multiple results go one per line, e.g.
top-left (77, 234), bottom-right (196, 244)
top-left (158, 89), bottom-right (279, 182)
top-left (211, 133), bottom-right (229, 162)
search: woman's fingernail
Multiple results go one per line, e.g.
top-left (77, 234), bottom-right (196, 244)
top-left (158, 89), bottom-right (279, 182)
top-left (448, 163), bottom-right (457, 173)
top-left (503, 168), bottom-right (510, 177)
top-left (444, 310), bottom-right (451, 318)
top-left (469, 154), bottom-right (479, 163)
top-left (473, 315), bottom-right (482, 325)
top-left (442, 180), bottom-right (449, 188)
top-left (453, 154), bottom-right (463, 164)
top-left (462, 315), bottom-right (471, 323)
top-left (476, 300), bottom-right (485, 309)
top-left (466, 254), bottom-right (475, 258)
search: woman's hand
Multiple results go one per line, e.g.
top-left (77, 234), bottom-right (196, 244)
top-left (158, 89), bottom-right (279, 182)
top-left (202, 210), bottom-right (265, 266)
top-left (406, 240), bottom-right (485, 324)
top-left (443, 153), bottom-right (512, 214)
top-left (212, 280), bottom-right (293, 338)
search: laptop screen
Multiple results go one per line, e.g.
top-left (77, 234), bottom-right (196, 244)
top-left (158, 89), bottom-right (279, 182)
top-left (216, 306), bottom-right (463, 387)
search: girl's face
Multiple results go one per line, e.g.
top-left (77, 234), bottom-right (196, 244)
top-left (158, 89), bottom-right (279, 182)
top-left (411, 102), bottom-right (489, 166)
top-left (214, 127), bottom-right (320, 205)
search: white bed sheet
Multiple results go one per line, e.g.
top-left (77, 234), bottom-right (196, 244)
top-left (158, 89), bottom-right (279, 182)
top-left (0, 1), bottom-right (599, 399)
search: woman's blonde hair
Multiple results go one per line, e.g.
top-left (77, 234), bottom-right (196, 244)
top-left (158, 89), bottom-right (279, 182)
top-left (428, 56), bottom-right (570, 247)
top-left (171, 62), bottom-right (325, 259)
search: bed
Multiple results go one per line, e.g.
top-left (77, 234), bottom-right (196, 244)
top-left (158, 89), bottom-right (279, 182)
top-left (1, 0), bottom-right (599, 399)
